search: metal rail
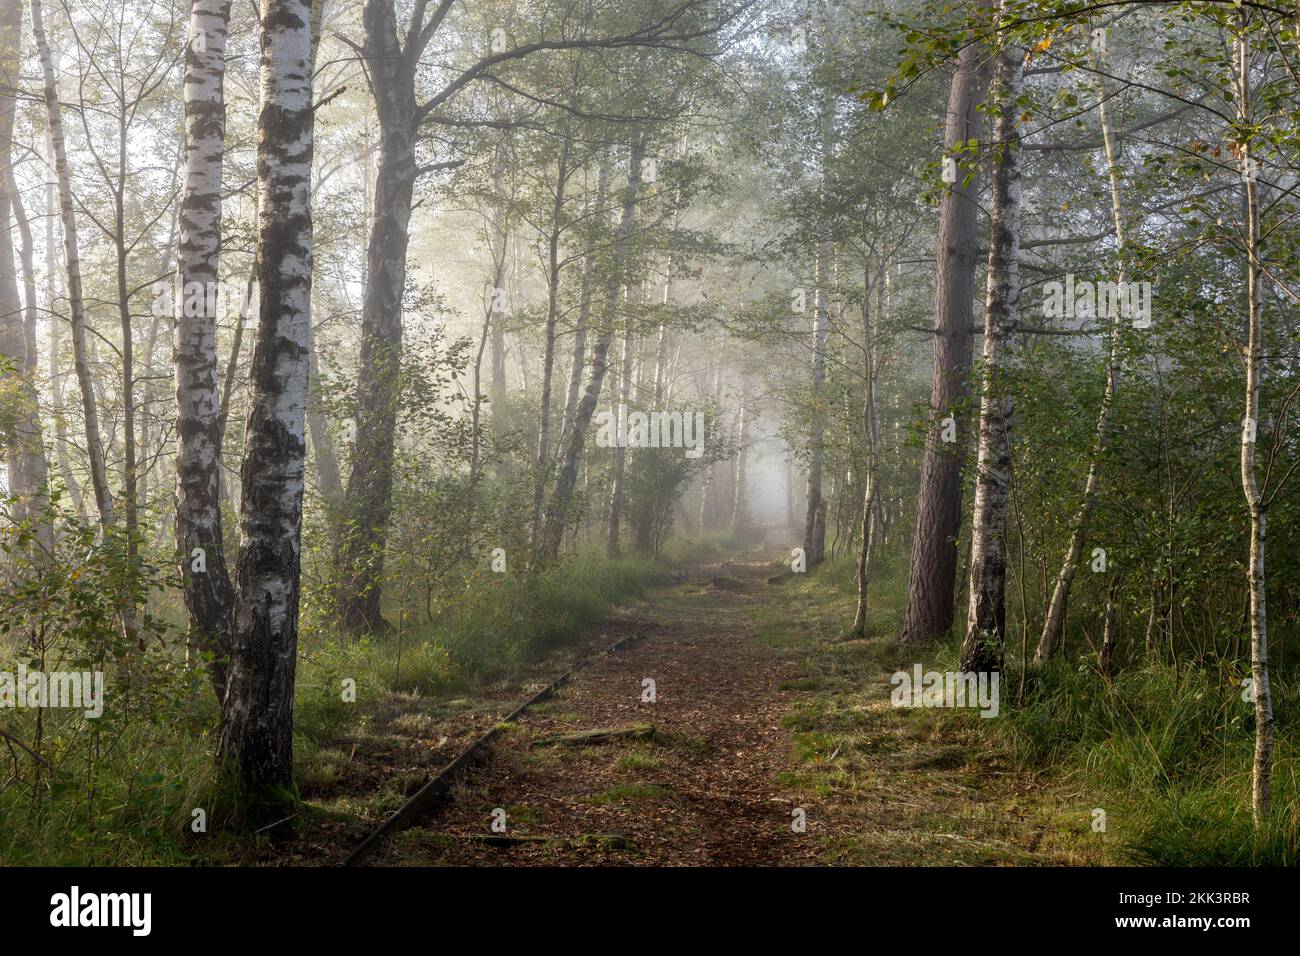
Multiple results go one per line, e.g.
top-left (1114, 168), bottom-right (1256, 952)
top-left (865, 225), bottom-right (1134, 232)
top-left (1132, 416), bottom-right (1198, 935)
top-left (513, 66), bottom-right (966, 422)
top-left (341, 629), bottom-right (646, 866)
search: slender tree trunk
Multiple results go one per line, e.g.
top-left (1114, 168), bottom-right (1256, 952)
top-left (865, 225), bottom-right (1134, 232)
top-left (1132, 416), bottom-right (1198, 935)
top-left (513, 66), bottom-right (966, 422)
top-left (962, 31), bottom-right (1022, 674)
top-left (559, 158), bottom-right (609, 450)
top-left (31, 0), bottom-right (114, 527)
top-left (530, 131), bottom-right (572, 547)
top-left (1097, 578), bottom-right (1118, 674)
top-left (218, 0), bottom-right (315, 811)
top-left (1034, 42), bottom-right (1128, 658)
top-left (537, 132), bottom-right (643, 565)
top-left (44, 168), bottom-right (83, 518)
top-left (470, 151), bottom-right (511, 483)
top-left (306, 327), bottom-right (341, 495)
top-left (303, 0), bottom-right (339, 505)
top-left (111, 109), bottom-right (142, 650)
top-left (900, 17), bottom-right (990, 643)
top-left (730, 383), bottom-right (751, 533)
top-left (175, 0), bottom-right (235, 700)
top-left (698, 348), bottom-right (724, 530)
top-left (850, 259), bottom-right (880, 638)
top-left (606, 322), bottom-right (634, 558)
top-left (1035, 41), bottom-right (1128, 662)
top-left (4, 172), bottom-right (53, 554)
top-left (803, 95), bottom-right (833, 568)
top-left (1234, 24), bottom-right (1271, 827)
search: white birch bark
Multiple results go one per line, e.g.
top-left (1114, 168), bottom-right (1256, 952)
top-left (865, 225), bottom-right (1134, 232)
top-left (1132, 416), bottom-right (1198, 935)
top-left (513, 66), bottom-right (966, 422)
top-left (537, 132), bottom-right (644, 565)
top-left (30, 0), bottom-right (114, 526)
top-left (1233, 25), bottom-right (1272, 826)
top-left (1035, 40), bottom-right (1129, 661)
top-left (175, 0), bottom-right (236, 698)
top-left (962, 32), bottom-right (1023, 673)
top-left (217, 0), bottom-right (314, 804)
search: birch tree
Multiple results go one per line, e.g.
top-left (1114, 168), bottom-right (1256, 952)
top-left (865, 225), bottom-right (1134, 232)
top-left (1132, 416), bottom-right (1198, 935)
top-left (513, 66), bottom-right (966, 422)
top-left (961, 19), bottom-right (1022, 674)
top-left (175, 0), bottom-right (236, 698)
top-left (30, 0), bottom-right (114, 527)
top-left (217, 0), bottom-right (315, 809)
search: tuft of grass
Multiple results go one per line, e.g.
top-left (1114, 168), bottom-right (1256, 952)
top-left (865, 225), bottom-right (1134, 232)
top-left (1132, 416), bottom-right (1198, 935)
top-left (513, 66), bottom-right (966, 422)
top-left (592, 782), bottom-right (670, 803)
top-left (614, 751), bottom-right (662, 773)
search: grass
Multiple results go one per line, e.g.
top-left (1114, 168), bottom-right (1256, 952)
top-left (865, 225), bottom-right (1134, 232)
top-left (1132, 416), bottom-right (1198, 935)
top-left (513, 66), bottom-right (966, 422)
top-left (0, 537), bottom-right (726, 865)
top-left (592, 782), bottom-right (670, 803)
top-left (753, 545), bottom-right (1300, 866)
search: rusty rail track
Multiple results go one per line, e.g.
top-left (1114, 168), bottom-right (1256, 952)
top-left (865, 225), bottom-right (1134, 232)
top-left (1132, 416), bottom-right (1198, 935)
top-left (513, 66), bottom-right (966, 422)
top-left (341, 628), bottom-right (647, 866)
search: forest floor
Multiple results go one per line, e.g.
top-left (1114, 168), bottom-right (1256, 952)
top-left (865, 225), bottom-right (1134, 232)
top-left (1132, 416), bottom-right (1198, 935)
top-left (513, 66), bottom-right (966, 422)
top-left (289, 546), bottom-right (1102, 866)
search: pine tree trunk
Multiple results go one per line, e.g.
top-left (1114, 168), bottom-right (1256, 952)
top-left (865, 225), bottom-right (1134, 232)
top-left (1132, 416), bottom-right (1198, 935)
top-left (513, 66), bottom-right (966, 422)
top-left (899, 16), bottom-right (990, 643)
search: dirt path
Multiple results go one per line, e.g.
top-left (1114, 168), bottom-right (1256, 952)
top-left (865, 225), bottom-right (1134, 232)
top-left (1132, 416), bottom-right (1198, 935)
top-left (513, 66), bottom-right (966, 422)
top-left (371, 550), bottom-right (818, 865)
top-left (358, 547), bottom-right (1079, 867)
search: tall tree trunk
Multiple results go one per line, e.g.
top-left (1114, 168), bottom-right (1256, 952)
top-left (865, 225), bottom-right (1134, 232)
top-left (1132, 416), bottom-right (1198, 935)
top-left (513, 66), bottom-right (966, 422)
top-left (537, 132), bottom-right (643, 565)
top-left (850, 259), bottom-right (880, 638)
top-left (1034, 39), bottom-right (1129, 661)
top-left (559, 158), bottom-right (609, 450)
top-left (1234, 23), bottom-right (1271, 827)
top-left (961, 31), bottom-right (1022, 674)
top-left (303, 0), bottom-right (339, 506)
top-left (31, 0), bottom-right (114, 527)
top-left (470, 151), bottom-right (511, 483)
top-left (5, 175), bottom-right (53, 553)
top-left (0, 4), bottom-right (52, 554)
top-left (218, 0), bottom-right (315, 811)
top-left (45, 167), bottom-right (84, 519)
top-left (606, 322), bottom-right (634, 559)
top-left (899, 19), bottom-right (990, 643)
top-left (698, 348), bottom-right (724, 530)
top-left (530, 131), bottom-right (572, 547)
top-left (730, 383), bottom-right (751, 532)
top-left (336, 0), bottom-right (418, 631)
top-left (175, 0), bottom-right (235, 700)
top-left (803, 95), bottom-right (833, 568)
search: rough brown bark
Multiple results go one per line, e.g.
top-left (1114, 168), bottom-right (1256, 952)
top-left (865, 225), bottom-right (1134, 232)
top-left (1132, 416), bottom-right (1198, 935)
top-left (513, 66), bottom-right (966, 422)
top-left (899, 19), bottom-right (990, 644)
top-left (335, 0), bottom-right (418, 631)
